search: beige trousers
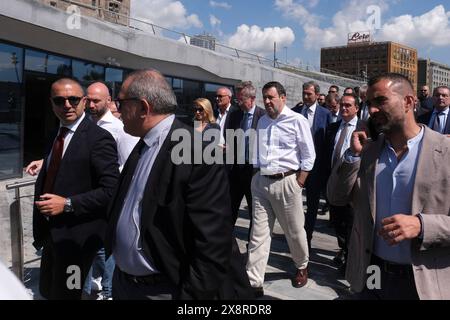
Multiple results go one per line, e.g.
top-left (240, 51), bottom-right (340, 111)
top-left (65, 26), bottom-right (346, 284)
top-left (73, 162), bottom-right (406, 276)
top-left (246, 172), bottom-right (309, 287)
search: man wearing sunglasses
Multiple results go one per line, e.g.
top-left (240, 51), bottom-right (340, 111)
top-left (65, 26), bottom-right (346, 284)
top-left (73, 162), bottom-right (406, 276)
top-left (29, 78), bottom-right (120, 299)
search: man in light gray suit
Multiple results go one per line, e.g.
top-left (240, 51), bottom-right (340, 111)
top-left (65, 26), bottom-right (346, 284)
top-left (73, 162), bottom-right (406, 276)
top-left (327, 73), bottom-right (450, 300)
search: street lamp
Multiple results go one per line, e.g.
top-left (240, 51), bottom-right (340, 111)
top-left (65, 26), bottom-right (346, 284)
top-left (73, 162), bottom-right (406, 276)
top-left (284, 46), bottom-right (288, 64)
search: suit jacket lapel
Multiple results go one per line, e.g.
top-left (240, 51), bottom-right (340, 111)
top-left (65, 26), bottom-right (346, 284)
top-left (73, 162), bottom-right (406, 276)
top-left (364, 136), bottom-right (385, 223)
top-left (445, 114), bottom-right (450, 134)
top-left (411, 126), bottom-right (439, 215)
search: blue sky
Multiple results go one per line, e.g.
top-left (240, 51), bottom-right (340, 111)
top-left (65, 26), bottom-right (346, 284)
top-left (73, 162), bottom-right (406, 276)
top-left (131, 0), bottom-right (450, 69)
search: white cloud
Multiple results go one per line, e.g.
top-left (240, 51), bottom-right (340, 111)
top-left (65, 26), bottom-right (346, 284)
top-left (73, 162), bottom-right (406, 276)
top-left (378, 5), bottom-right (450, 47)
top-left (275, 0), bottom-right (319, 26)
top-left (227, 24), bottom-right (295, 55)
top-left (209, 1), bottom-right (232, 10)
top-left (210, 14), bottom-right (221, 28)
top-left (278, 0), bottom-right (391, 49)
top-left (130, 0), bottom-right (202, 30)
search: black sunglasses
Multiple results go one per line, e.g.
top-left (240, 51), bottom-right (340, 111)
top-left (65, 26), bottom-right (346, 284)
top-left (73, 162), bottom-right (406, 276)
top-left (114, 98), bottom-right (141, 110)
top-left (51, 96), bottom-right (83, 108)
top-left (193, 107), bottom-right (204, 113)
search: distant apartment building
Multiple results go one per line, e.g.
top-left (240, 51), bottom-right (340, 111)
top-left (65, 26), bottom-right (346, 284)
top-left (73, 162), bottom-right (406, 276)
top-left (37, 0), bottom-right (130, 25)
top-left (418, 58), bottom-right (450, 93)
top-left (190, 33), bottom-right (216, 51)
top-left (321, 31), bottom-right (418, 90)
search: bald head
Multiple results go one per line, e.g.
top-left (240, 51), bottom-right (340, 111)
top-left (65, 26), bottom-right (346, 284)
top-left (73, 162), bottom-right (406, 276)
top-left (86, 82), bottom-right (111, 121)
top-left (51, 78), bottom-right (84, 96)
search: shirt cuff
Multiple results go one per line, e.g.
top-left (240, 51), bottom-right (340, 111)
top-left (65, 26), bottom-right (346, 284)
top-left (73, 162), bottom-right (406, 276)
top-left (417, 213), bottom-right (424, 240)
top-left (343, 148), bottom-right (361, 164)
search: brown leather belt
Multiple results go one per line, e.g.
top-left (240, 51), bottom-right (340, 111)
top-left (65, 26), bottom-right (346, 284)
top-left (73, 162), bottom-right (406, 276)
top-left (264, 170), bottom-right (297, 179)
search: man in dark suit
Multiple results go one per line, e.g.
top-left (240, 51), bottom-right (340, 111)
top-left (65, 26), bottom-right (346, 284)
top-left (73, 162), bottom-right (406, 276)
top-left (227, 81), bottom-right (266, 235)
top-left (293, 81), bottom-right (332, 248)
top-left (323, 94), bottom-right (364, 272)
top-left (106, 69), bottom-right (252, 300)
top-left (213, 87), bottom-right (238, 142)
top-left (417, 85), bottom-right (434, 116)
top-left (30, 78), bottom-right (120, 299)
top-left (417, 86), bottom-right (450, 135)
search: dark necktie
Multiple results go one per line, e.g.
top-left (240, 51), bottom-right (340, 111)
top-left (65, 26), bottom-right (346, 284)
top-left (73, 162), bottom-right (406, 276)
top-left (332, 123), bottom-right (349, 167)
top-left (433, 112), bottom-right (443, 133)
top-left (241, 113), bottom-right (251, 163)
top-left (43, 127), bottom-right (70, 193)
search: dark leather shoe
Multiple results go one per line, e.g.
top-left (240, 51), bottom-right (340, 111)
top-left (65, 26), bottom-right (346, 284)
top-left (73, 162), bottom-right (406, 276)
top-left (291, 268), bottom-right (308, 288)
top-left (252, 286), bottom-right (264, 298)
top-left (333, 250), bottom-right (345, 265)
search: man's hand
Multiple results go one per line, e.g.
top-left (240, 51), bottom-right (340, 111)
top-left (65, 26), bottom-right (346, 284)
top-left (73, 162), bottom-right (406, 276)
top-left (296, 170), bottom-right (309, 188)
top-left (378, 214), bottom-right (422, 246)
top-left (25, 159), bottom-right (44, 176)
top-left (35, 194), bottom-right (66, 216)
top-left (350, 131), bottom-right (369, 156)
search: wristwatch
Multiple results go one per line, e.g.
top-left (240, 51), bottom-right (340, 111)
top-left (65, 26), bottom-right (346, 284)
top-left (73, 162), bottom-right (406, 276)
top-left (64, 198), bottom-right (74, 213)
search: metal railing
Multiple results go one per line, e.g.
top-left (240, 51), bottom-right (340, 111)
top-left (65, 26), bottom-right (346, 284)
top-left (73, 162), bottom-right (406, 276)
top-left (5, 179), bottom-right (36, 281)
top-left (59, 0), bottom-right (365, 87)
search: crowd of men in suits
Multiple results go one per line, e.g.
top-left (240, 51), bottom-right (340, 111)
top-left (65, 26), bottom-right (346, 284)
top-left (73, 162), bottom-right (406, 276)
top-left (25, 70), bottom-right (450, 300)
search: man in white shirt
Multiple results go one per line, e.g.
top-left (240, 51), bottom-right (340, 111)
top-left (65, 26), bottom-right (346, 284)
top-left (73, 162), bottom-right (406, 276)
top-left (215, 87), bottom-right (235, 142)
top-left (83, 82), bottom-right (139, 300)
top-left (246, 81), bottom-right (316, 296)
top-left (87, 82), bottom-right (139, 171)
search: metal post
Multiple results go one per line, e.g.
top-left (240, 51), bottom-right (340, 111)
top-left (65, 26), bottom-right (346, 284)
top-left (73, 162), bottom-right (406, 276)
top-left (10, 188), bottom-right (24, 281)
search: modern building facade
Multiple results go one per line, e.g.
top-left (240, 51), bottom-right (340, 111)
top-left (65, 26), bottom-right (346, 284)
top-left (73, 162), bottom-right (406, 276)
top-left (0, 0), bottom-right (361, 182)
top-left (37, 0), bottom-right (130, 26)
top-left (190, 33), bottom-right (216, 51)
top-left (321, 37), bottom-right (418, 91)
top-left (418, 58), bottom-right (450, 93)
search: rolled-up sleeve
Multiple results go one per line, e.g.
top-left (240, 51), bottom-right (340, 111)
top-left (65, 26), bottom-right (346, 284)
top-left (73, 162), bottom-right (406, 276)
top-left (296, 117), bottom-right (316, 171)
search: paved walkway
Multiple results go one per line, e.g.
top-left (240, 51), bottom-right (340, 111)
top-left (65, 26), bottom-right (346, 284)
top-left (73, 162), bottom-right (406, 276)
top-left (13, 177), bottom-right (352, 300)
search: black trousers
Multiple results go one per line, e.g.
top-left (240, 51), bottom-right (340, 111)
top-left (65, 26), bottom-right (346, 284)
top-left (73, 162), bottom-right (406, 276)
top-left (329, 204), bottom-right (354, 255)
top-left (229, 164), bottom-right (254, 238)
top-left (39, 238), bottom-right (97, 300)
top-left (356, 255), bottom-right (419, 300)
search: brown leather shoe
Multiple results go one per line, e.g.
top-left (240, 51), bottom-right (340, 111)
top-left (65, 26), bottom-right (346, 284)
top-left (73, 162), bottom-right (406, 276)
top-left (291, 268), bottom-right (308, 288)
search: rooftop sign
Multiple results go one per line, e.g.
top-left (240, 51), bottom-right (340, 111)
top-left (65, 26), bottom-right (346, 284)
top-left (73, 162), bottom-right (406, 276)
top-left (347, 31), bottom-right (371, 45)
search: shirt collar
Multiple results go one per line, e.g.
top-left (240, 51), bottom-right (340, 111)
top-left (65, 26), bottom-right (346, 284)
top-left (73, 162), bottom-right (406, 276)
top-left (306, 102), bottom-right (317, 113)
top-left (434, 107), bottom-right (449, 116)
top-left (62, 112), bottom-right (85, 132)
top-left (97, 109), bottom-right (116, 125)
top-left (246, 105), bottom-right (256, 115)
top-left (143, 114), bottom-right (175, 148)
top-left (343, 115), bottom-right (358, 126)
top-left (385, 126), bottom-right (424, 150)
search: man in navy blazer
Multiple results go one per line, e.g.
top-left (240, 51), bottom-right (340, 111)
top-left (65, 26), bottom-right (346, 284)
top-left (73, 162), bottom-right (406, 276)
top-left (30, 78), bottom-right (120, 299)
top-left (417, 86), bottom-right (450, 135)
top-left (227, 81), bottom-right (266, 235)
top-left (293, 81), bottom-right (332, 248)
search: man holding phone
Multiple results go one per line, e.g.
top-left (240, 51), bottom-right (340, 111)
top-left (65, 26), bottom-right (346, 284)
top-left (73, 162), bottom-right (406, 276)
top-left (327, 73), bottom-right (450, 299)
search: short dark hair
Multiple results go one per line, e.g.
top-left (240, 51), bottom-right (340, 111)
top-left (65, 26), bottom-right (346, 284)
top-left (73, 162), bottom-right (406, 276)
top-left (303, 81), bottom-right (320, 94)
top-left (341, 93), bottom-right (358, 107)
top-left (329, 85), bottom-right (339, 93)
top-left (433, 86), bottom-right (450, 96)
top-left (51, 78), bottom-right (84, 95)
top-left (262, 81), bottom-right (286, 97)
top-left (368, 73), bottom-right (414, 93)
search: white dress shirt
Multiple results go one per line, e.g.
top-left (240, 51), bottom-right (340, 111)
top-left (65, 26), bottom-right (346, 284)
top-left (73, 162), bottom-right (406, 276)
top-left (302, 102), bottom-right (317, 129)
top-left (97, 109), bottom-right (139, 171)
top-left (217, 104), bottom-right (231, 145)
top-left (46, 112), bottom-right (86, 169)
top-left (253, 106), bottom-right (316, 174)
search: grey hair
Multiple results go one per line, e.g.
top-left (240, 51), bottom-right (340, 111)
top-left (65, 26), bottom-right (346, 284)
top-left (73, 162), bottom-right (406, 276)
top-left (236, 81), bottom-right (256, 98)
top-left (126, 69), bottom-right (177, 114)
top-left (217, 87), bottom-right (233, 97)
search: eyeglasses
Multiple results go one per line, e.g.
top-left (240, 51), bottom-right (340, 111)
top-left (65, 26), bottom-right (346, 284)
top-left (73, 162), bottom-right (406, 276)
top-left (193, 107), bottom-right (204, 113)
top-left (51, 96), bottom-right (83, 108)
top-left (114, 98), bottom-right (141, 110)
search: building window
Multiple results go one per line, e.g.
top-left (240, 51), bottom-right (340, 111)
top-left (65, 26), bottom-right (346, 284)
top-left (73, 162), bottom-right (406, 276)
top-left (72, 60), bottom-right (105, 83)
top-left (0, 43), bottom-right (23, 179)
